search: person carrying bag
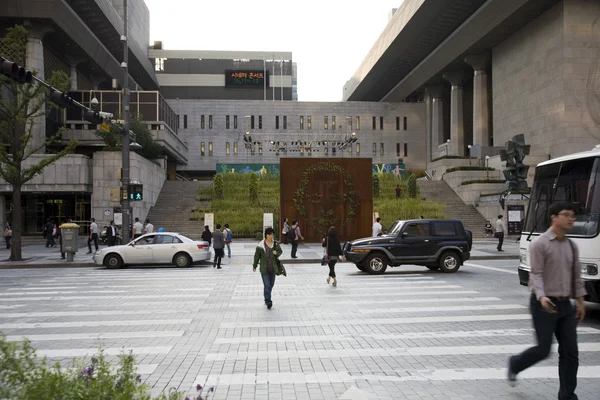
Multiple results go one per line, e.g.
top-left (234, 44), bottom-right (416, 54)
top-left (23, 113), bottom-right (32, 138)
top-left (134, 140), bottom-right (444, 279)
top-left (322, 226), bottom-right (344, 286)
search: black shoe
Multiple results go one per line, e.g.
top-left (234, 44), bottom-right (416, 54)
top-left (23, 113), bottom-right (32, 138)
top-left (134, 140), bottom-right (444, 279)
top-left (213, 264), bottom-right (216, 268)
top-left (507, 357), bottom-right (517, 387)
top-left (498, 249), bottom-right (504, 252)
top-left (217, 266), bottom-right (222, 269)
top-left (87, 251), bottom-right (92, 254)
top-left (267, 301), bottom-right (273, 310)
top-left (291, 256), bottom-right (298, 259)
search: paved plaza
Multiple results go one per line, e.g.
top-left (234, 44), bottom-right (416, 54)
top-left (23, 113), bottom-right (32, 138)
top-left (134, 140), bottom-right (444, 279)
top-left (1, 255), bottom-right (599, 399)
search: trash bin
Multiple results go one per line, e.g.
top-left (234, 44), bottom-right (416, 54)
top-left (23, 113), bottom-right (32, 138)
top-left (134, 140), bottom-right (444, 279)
top-left (60, 223), bottom-right (80, 262)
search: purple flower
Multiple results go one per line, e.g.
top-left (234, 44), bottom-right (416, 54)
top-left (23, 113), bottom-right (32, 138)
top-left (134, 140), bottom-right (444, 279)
top-left (196, 384), bottom-right (203, 391)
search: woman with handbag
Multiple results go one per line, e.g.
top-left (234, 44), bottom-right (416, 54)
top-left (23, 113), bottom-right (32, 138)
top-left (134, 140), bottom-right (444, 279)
top-left (322, 226), bottom-right (343, 286)
top-left (281, 217), bottom-right (290, 245)
top-left (252, 227), bottom-right (283, 309)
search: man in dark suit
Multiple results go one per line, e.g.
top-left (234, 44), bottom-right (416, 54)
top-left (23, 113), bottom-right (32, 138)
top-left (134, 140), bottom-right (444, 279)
top-left (107, 220), bottom-right (118, 247)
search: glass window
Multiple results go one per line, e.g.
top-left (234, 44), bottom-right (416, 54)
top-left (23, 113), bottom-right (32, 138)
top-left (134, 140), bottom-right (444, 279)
top-left (233, 142), bottom-right (238, 155)
top-left (380, 143), bottom-right (384, 156)
top-left (356, 143), bottom-right (360, 155)
top-left (226, 142), bottom-right (230, 155)
top-left (226, 115), bottom-right (230, 129)
top-left (137, 234), bottom-right (156, 244)
top-left (404, 116), bottom-right (408, 130)
top-left (209, 115), bottom-right (213, 129)
top-left (307, 116), bottom-right (311, 130)
top-left (433, 222), bottom-right (457, 236)
top-left (259, 115), bottom-right (263, 129)
top-left (396, 117), bottom-right (400, 131)
top-left (153, 234), bottom-right (183, 244)
top-left (201, 142), bottom-right (205, 156)
top-left (356, 116), bottom-right (360, 130)
top-left (372, 116), bottom-right (376, 130)
top-left (201, 115), bottom-right (205, 129)
top-left (332, 146), bottom-right (336, 156)
top-left (324, 116), bottom-right (328, 130)
top-left (380, 116), bottom-right (384, 130)
top-left (283, 116), bottom-right (287, 129)
top-left (404, 143), bottom-right (408, 157)
top-left (176, 115), bottom-right (180, 129)
top-left (251, 116), bottom-right (255, 129)
top-left (183, 115), bottom-right (187, 129)
top-left (234, 115), bottom-right (238, 129)
top-left (332, 116), bottom-right (336, 131)
top-left (402, 222), bottom-right (431, 237)
top-left (258, 142), bottom-right (263, 154)
top-left (525, 157), bottom-right (600, 236)
top-left (276, 116), bottom-right (279, 130)
top-left (397, 143), bottom-right (401, 157)
top-left (300, 116), bottom-right (304, 130)
top-left (372, 143), bottom-right (377, 156)
top-left (324, 142), bottom-right (328, 156)
top-left (208, 142), bottom-right (213, 156)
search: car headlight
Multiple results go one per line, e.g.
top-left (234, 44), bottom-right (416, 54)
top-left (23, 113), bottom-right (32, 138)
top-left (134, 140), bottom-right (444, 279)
top-left (581, 263), bottom-right (598, 276)
top-left (520, 251), bottom-right (527, 265)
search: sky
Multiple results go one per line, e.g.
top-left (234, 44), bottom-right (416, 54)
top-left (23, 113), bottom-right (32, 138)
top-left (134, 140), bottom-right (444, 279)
top-left (143, 0), bottom-right (404, 102)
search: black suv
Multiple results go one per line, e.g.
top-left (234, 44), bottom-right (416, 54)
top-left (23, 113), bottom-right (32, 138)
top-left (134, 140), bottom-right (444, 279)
top-left (343, 219), bottom-right (472, 274)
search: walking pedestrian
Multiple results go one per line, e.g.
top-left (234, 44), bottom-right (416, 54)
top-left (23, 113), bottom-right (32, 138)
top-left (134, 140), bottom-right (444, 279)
top-left (322, 226), bottom-right (344, 287)
top-left (4, 222), bottom-right (12, 250)
top-left (372, 217), bottom-right (383, 237)
top-left (288, 219), bottom-right (304, 258)
top-left (87, 218), bottom-right (99, 254)
top-left (144, 219), bottom-right (154, 234)
top-left (132, 217), bottom-right (143, 239)
top-left (252, 227), bottom-right (283, 310)
top-left (201, 225), bottom-right (212, 245)
top-left (45, 219), bottom-right (55, 247)
top-left (224, 223), bottom-right (233, 258)
top-left (281, 217), bottom-right (290, 245)
top-left (495, 214), bottom-right (505, 251)
top-left (212, 223), bottom-right (225, 269)
top-left (107, 220), bottom-right (118, 247)
top-left (507, 201), bottom-right (586, 399)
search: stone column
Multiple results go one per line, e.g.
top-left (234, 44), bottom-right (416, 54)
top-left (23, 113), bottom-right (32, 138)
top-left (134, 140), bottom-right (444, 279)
top-left (425, 85), bottom-right (444, 160)
top-left (23, 21), bottom-right (52, 154)
top-left (443, 71), bottom-right (467, 156)
top-left (66, 56), bottom-right (86, 90)
top-left (465, 53), bottom-right (490, 147)
top-left (425, 91), bottom-right (432, 163)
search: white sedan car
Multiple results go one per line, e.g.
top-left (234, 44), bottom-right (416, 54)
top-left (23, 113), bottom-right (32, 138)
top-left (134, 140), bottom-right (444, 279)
top-left (92, 232), bottom-right (211, 269)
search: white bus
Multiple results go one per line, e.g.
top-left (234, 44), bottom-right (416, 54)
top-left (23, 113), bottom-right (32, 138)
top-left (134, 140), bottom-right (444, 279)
top-left (518, 145), bottom-right (600, 303)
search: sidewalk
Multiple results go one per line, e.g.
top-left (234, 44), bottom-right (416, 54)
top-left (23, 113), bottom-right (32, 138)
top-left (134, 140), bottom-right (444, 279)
top-left (0, 239), bottom-right (519, 269)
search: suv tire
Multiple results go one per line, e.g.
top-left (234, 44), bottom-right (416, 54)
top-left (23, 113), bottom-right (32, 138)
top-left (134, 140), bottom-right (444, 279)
top-left (356, 264), bottom-right (366, 272)
top-left (426, 266), bottom-right (439, 271)
top-left (438, 251), bottom-right (461, 273)
top-left (365, 253), bottom-right (388, 275)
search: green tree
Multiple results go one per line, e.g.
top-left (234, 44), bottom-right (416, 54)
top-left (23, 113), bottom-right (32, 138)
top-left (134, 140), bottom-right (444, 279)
top-left (407, 174), bottom-right (417, 198)
top-left (372, 174), bottom-right (380, 197)
top-left (95, 116), bottom-right (163, 160)
top-left (213, 173), bottom-right (224, 199)
top-left (249, 172), bottom-right (258, 202)
top-left (0, 25), bottom-right (77, 261)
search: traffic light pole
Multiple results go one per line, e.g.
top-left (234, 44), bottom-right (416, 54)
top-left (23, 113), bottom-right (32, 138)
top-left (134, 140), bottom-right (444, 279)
top-left (121, 0), bottom-right (131, 242)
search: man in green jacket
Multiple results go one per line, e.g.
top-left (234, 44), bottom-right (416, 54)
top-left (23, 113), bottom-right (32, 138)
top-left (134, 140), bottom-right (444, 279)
top-left (253, 227), bottom-right (283, 309)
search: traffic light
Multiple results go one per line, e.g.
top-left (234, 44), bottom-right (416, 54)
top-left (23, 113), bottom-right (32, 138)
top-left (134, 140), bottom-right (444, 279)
top-left (85, 110), bottom-right (104, 124)
top-left (50, 90), bottom-right (73, 107)
top-left (0, 57), bottom-right (33, 83)
top-left (130, 184), bottom-right (143, 201)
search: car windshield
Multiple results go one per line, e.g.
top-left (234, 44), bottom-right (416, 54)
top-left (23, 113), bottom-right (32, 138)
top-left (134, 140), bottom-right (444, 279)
top-left (387, 221), bottom-right (405, 236)
top-left (525, 157), bottom-right (600, 237)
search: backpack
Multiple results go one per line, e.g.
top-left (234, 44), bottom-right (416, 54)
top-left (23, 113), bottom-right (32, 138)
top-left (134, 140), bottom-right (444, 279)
top-left (286, 226), bottom-right (296, 241)
top-left (225, 229), bottom-right (233, 242)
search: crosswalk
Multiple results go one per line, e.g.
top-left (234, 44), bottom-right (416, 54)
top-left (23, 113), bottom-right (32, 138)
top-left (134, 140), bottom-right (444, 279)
top-left (0, 264), bottom-right (599, 399)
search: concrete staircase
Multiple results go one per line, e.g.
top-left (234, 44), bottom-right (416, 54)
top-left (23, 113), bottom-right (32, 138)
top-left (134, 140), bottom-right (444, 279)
top-left (418, 180), bottom-right (488, 238)
top-left (146, 180), bottom-right (211, 240)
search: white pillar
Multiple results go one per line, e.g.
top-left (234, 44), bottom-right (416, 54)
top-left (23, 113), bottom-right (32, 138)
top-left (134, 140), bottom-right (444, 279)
top-left (425, 92), bottom-right (432, 163)
top-left (425, 85), bottom-right (444, 160)
top-left (443, 71), bottom-right (467, 156)
top-left (465, 53), bottom-right (491, 148)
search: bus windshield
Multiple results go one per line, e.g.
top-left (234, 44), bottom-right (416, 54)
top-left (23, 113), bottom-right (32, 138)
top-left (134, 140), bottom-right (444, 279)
top-left (525, 157), bottom-right (600, 236)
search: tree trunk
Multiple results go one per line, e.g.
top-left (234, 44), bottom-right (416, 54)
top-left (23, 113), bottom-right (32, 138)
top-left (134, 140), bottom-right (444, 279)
top-left (9, 184), bottom-right (22, 261)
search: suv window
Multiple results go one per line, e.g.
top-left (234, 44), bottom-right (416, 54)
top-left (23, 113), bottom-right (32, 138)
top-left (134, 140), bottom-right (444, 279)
top-left (433, 222), bottom-right (457, 236)
top-left (402, 222), bottom-right (430, 237)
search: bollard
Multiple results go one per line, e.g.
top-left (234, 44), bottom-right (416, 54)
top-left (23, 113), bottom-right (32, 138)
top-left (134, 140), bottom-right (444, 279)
top-left (59, 223), bottom-right (80, 262)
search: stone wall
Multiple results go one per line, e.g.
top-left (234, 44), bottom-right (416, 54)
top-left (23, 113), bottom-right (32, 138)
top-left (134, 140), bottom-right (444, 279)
top-left (168, 100), bottom-right (427, 173)
top-left (91, 151), bottom-right (166, 227)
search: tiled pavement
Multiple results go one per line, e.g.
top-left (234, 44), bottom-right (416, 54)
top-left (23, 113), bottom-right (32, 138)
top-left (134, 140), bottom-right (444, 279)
top-left (1, 259), bottom-right (599, 399)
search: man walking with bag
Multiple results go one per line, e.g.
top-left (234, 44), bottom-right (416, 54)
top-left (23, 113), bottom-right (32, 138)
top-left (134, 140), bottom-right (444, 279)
top-left (253, 227), bottom-right (283, 310)
top-left (507, 201), bottom-right (586, 400)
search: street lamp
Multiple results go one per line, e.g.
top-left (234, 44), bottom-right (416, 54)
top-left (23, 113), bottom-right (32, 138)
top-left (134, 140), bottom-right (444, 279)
top-left (468, 145), bottom-right (472, 165)
top-left (485, 155), bottom-right (490, 180)
top-left (446, 139), bottom-right (451, 156)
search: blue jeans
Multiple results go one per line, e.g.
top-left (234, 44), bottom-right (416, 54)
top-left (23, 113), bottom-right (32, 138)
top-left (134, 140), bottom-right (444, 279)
top-left (261, 271), bottom-right (276, 303)
top-left (511, 295), bottom-right (579, 400)
top-left (226, 242), bottom-right (231, 257)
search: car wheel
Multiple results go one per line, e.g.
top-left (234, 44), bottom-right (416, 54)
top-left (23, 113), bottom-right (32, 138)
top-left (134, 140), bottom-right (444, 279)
top-left (104, 253), bottom-right (123, 269)
top-left (365, 253), bottom-right (388, 275)
top-left (426, 266), bottom-right (439, 271)
top-left (173, 252), bottom-right (192, 267)
top-left (438, 251), bottom-right (461, 273)
top-left (356, 264), bottom-right (365, 272)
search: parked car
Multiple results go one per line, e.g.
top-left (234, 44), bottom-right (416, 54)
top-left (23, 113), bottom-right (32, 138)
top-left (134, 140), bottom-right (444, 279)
top-left (92, 232), bottom-right (211, 269)
top-left (343, 219), bottom-right (472, 274)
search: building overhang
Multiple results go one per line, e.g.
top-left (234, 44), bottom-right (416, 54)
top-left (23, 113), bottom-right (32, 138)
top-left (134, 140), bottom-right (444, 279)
top-left (345, 0), bottom-right (561, 102)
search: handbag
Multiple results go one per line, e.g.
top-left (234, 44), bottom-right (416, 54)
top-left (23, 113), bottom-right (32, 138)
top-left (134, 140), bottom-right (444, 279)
top-left (272, 240), bottom-right (287, 276)
top-left (321, 237), bottom-right (329, 266)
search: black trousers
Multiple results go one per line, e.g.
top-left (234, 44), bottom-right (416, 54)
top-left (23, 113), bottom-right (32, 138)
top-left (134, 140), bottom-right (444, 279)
top-left (290, 240), bottom-right (298, 257)
top-left (108, 236), bottom-right (116, 247)
top-left (88, 233), bottom-right (99, 252)
top-left (213, 248), bottom-right (224, 267)
top-left (510, 295), bottom-right (579, 400)
top-left (328, 259), bottom-right (337, 278)
top-left (497, 232), bottom-right (504, 250)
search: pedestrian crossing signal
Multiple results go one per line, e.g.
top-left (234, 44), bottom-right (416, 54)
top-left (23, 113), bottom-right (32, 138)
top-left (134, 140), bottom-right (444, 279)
top-left (130, 184), bottom-right (143, 201)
